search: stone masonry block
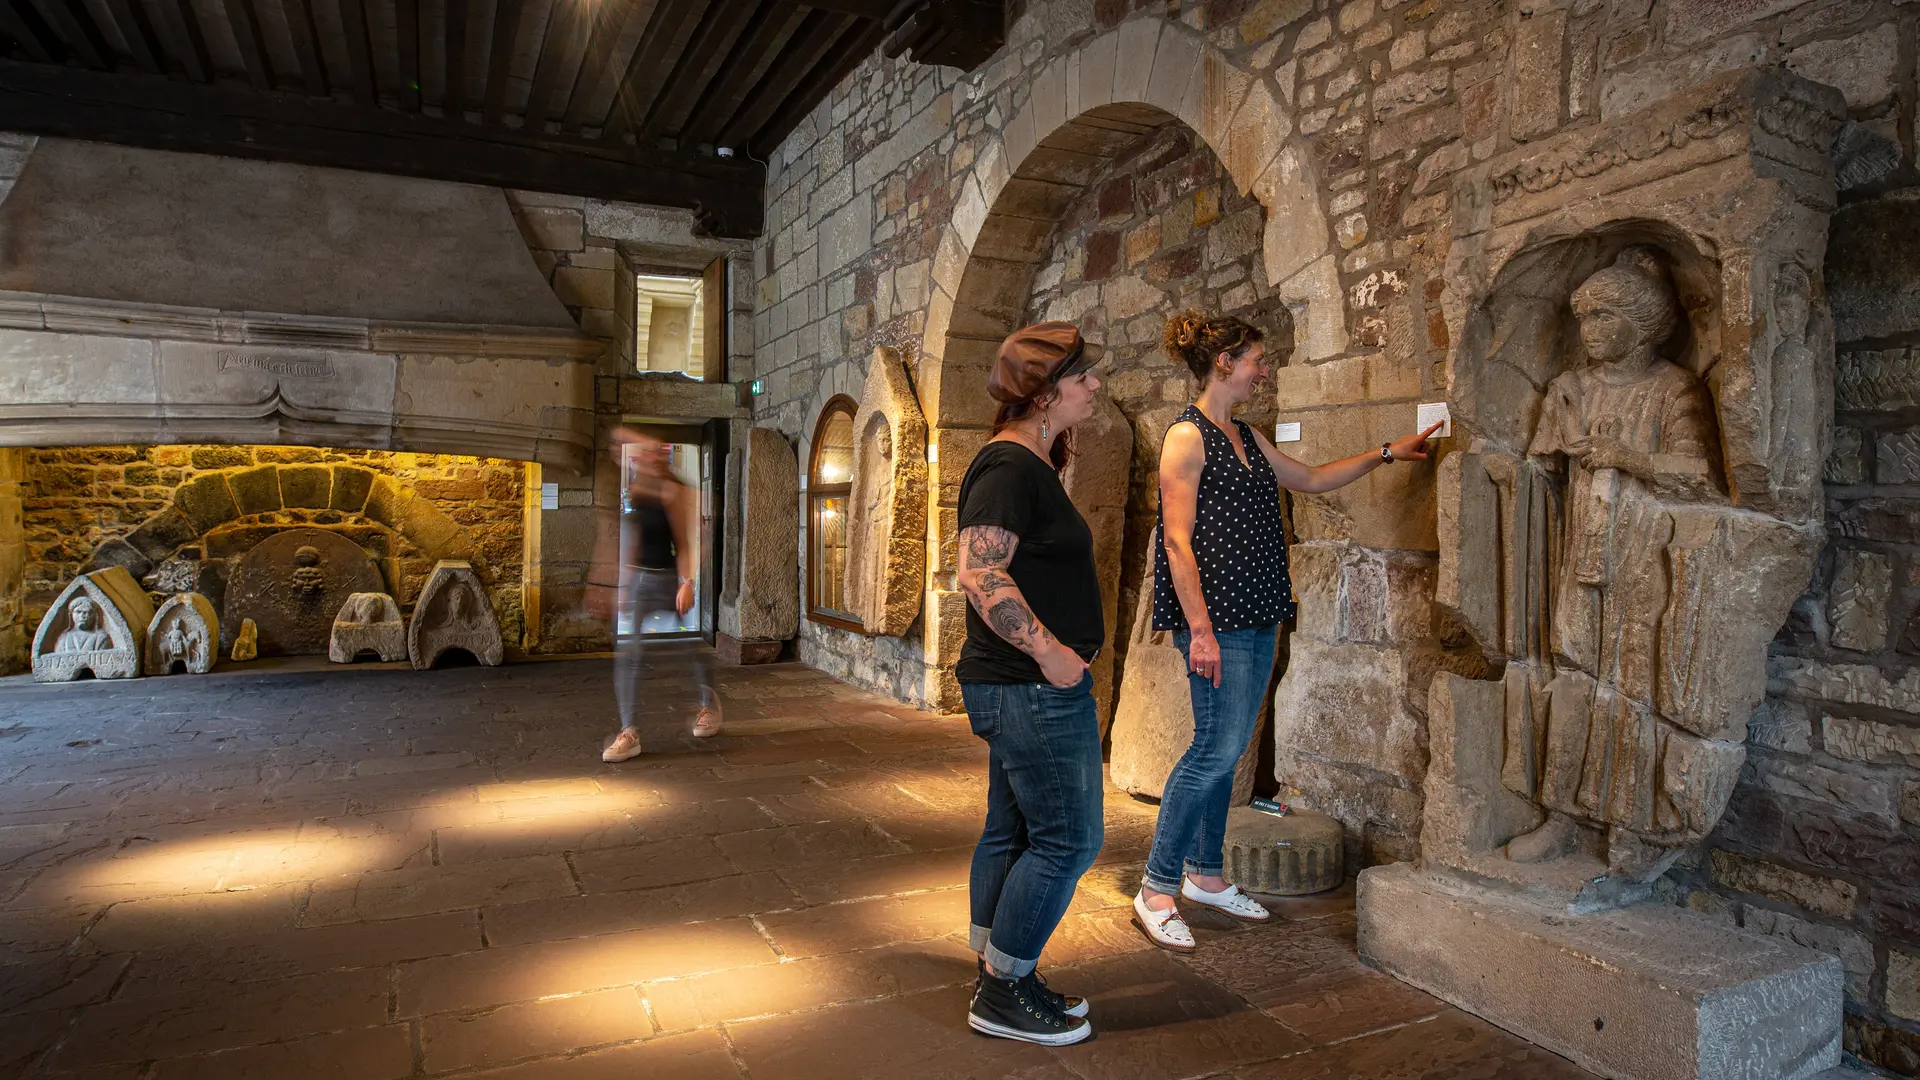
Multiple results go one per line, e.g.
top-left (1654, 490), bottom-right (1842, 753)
top-left (125, 508), bottom-right (198, 563)
top-left (228, 465), bottom-right (282, 517)
top-left (171, 473), bottom-right (240, 534)
top-left (330, 465), bottom-right (376, 513)
top-left (1359, 864), bottom-right (1843, 1080)
top-left (278, 465), bottom-right (332, 510)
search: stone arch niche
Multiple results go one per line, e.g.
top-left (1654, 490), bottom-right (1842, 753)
top-left (844, 347), bottom-right (928, 637)
top-left (1360, 68), bottom-right (1848, 1080)
top-left (913, 17), bottom-right (1336, 709)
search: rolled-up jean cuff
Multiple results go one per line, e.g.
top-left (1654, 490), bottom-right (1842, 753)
top-left (983, 940), bottom-right (1037, 978)
top-left (1186, 858), bottom-right (1223, 877)
top-left (968, 923), bottom-right (992, 954)
top-left (1142, 868), bottom-right (1184, 895)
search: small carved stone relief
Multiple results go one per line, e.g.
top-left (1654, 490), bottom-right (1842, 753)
top-left (408, 560), bottom-right (502, 669)
top-left (231, 618), bottom-right (258, 661)
top-left (222, 528), bottom-right (384, 656)
top-left (145, 593), bottom-right (219, 675)
top-left (844, 348), bottom-right (927, 637)
top-left (31, 566), bottom-right (154, 682)
top-left (330, 592), bottom-right (407, 663)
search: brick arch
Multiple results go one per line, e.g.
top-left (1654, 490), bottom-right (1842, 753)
top-left (910, 17), bottom-right (1338, 707)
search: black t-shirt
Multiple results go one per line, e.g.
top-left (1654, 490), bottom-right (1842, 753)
top-left (955, 441), bottom-right (1104, 684)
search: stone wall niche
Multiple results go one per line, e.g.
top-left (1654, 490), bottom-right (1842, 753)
top-left (146, 593), bottom-right (218, 674)
top-left (31, 566), bottom-right (153, 681)
top-left (1360, 68), bottom-right (1848, 1080)
top-left (844, 348), bottom-right (928, 637)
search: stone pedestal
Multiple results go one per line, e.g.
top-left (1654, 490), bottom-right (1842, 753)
top-left (1221, 807), bottom-right (1343, 896)
top-left (717, 633), bottom-right (783, 665)
top-left (1358, 864), bottom-right (1843, 1080)
top-left (330, 592), bottom-right (406, 663)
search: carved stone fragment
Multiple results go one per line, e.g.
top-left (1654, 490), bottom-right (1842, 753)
top-left (145, 593), bottom-right (218, 675)
top-left (408, 560), bottom-right (503, 669)
top-left (1221, 807), bottom-right (1344, 895)
top-left (844, 347), bottom-right (928, 636)
top-left (31, 567), bottom-right (154, 682)
top-left (1060, 397), bottom-right (1132, 734)
top-left (231, 618), bottom-right (258, 661)
top-left (222, 528), bottom-right (384, 656)
top-left (726, 427), bottom-right (799, 643)
top-left (330, 592), bottom-right (407, 663)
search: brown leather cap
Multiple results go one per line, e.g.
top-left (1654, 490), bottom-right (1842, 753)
top-left (988, 322), bottom-right (1094, 404)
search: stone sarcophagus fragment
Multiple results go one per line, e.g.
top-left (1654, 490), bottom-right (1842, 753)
top-left (32, 566), bottom-right (155, 681)
top-left (330, 592), bottom-right (407, 663)
top-left (1360, 68), bottom-right (1847, 1080)
top-left (408, 560), bottom-right (503, 669)
top-left (145, 593), bottom-right (219, 675)
top-left (844, 347), bottom-right (928, 637)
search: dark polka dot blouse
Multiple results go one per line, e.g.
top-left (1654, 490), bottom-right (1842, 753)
top-left (1152, 404), bottom-right (1296, 632)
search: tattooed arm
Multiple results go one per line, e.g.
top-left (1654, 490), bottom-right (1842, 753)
top-left (957, 525), bottom-right (1089, 688)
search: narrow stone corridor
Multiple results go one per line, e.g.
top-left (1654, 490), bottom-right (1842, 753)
top-left (0, 653), bottom-right (1600, 1078)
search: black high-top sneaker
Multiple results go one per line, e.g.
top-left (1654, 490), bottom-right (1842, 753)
top-left (968, 968), bottom-right (1092, 1045)
top-left (976, 959), bottom-right (1088, 1019)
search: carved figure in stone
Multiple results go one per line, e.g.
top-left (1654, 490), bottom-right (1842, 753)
top-left (1502, 246), bottom-right (1745, 880)
top-left (330, 591), bottom-right (407, 663)
top-left (223, 528), bottom-right (383, 656)
top-left (290, 546), bottom-right (326, 597)
top-left (31, 567), bottom-right (153, 681)
top-left (55, 597), bottom-right (111, 653)
top-left (408, 560), bottom-right (503, 669)
top-left (144, 593), bottom-right (220, 675)
top-left (232, 618), bottom-right (258, 661)
top-left (1769, 263), bottom-right (1820, 500)
top-left (844, 347), bottom-right (927, 636)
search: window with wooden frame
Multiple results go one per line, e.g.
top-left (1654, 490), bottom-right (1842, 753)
top-left (807, 396), bottom-right (861, 631)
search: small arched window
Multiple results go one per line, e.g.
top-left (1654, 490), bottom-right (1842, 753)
top-left (807, 396), bottom-right (861, 630)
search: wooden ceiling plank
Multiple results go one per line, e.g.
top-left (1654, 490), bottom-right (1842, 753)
top-left (676, 0), bottom-right (806, 142)
top-left (717, 10), bottom-right (851, 148)
top-left (337, 0), bottom-right (379, 104)
top-left (520, 0), bottom-right (583, 130)
top-left (397, 0), bottom-right (420, 109)
top-left (791, 0), bottom-right (889, 17)
top-left (744, 17), bottom-right (877, 152)
top-left (158, 0), bottom-right (209, 79)
top-left (25, 0), bottom-right (107, 67)
top-left (0, 0), bottom-right (57, 61)
top-left (441, 0), bottom-right (465, 115)
top-left (640, 0), bottom-right (754, 139)
top-left (479, 0), bottom-right (521, 125)
top-left (102, 0), bottom-right (163, 72)
top-left (555, 0), bottom-right (639, 133)
top-left (282, 0), bottom-right (328, 94)
top-left (597, 0), bottom-right (702, 144)
top-left (0, 56), bottom-right (767, 234)
top-left (220, 0), bottom-right (273, 88)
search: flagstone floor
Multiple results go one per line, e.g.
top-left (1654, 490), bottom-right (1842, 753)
top-left (0, 647), bottom-right (1602, 1079)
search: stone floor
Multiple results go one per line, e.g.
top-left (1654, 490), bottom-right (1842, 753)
top-left (0, 647), bottom-right (1616, 1079)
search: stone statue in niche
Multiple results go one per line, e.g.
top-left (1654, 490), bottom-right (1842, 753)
top-left (144, 593), bottom-right (219, 675)
top-left (330, 592), bottom-right (407, 663)
top-left (408, 560), bottom-right (503, 668)
top-left (222, 528), bottom-right (384, 656)
top-left (1500, 245), bottom-right (1753, 880)
top-left (31, 566), bottom-right (154, 681)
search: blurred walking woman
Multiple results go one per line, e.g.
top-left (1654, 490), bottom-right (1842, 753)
top-left (1133, 310), bottom-right (1439, 951)
top-left (956, 322), bottom-right (1105, 1046)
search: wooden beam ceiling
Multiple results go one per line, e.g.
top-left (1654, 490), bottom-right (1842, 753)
top-left (0, 0), bottom-right (1006, 238)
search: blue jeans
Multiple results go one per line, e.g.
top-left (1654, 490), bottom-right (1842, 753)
top-left (961, 670), bottom-right (1104, 978)
top-left (1142, 625), bottom-right (1277, 895)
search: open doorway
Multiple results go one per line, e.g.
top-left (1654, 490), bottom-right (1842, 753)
top-left (613, 423), bottom-right (724, 644)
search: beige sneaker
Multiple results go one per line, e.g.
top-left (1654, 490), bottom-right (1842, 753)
top-left (602, 728), bottom-right (643, 763)
top-left (691, 707), bottom-right (723, 739)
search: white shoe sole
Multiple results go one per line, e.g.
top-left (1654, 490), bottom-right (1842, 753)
top-left (1180, 893), bottom-right (1272, 923)
top-left (967, 1012), bottom-right (1092, 1046)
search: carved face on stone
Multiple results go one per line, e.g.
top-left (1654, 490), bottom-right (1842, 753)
top-left (68, 596), bottom-right (96, 631)
top-left (1774, 265), bottom-right (1810, 341)
top-left (1571, 246), bottom-right (1680, 366)
top-left (291, 546), bottom-right (325, 597)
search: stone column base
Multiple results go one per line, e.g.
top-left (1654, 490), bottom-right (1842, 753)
top-left (717, 633), bottom-right (784, 665)
top-left (1357, 863), bottom-right (1843, 1080)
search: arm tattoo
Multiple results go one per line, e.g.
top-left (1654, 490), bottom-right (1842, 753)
top-left (976, 569), bottom-right (1013, 594)
top-left (964, 526), bottom-right (1015, 568)
top-left (960, 527), bottom-right (1058, 657)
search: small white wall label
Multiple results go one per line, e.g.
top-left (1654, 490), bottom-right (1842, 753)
top-left (540, 483), bottom-right (559, 510)
top-left (1274, 421), bottom-right (1302, 443)
top-left (1416, 402), bottom-right (1452, 438)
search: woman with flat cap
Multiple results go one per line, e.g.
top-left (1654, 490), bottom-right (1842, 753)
top-left (955, 321), bottom-right (1104, 1046)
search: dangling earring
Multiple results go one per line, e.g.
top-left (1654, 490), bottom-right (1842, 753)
top-left (1040, 411), bottom-right (1050, 444)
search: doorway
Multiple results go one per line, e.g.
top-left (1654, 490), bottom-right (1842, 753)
top-left (614, 422), bottom-right (725, 645)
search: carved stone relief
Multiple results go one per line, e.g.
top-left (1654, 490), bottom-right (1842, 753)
top-left (726, 427), bottom-right (799, 642)
top-left (231, 618), bottom-right (258, 661)
top-left (31, 566), bottom-right (154, 681)
top-left (408, 560), bottom-right (503, 668)
top-left (145, 593), bottom-right (218, 675)
top-left (844, 347), bottom-right (928, 636)
top-left (222, 528), bottom-right (384, 656)
top-left (330, 592), bottom-right (407, 663)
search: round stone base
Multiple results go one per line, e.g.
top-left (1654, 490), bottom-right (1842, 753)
top-left (1222, 806), bottom-right (1344, 895)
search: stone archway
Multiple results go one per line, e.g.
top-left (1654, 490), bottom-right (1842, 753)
top-left (910, 18), bottom-right (1339, 709)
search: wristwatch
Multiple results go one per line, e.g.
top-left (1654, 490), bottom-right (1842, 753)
top-left (1380, 442), bottom-right (1394, 463)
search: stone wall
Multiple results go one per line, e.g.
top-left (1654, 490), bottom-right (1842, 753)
top-left (0, 448), bottom-right (23, 674)
top-left (18, 446), bottom-right (531, 654)
top-left (748, 0), bottom-right (1920, 1067)
top-left (1653, 182), bottom-right (1920, 1074)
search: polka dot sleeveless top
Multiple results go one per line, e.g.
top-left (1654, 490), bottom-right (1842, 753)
top-left (1152, 405), bottom-right (1295, 632)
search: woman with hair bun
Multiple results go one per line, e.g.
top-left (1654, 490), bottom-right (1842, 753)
top-left (1132, 307), bottom-right (1442, 952)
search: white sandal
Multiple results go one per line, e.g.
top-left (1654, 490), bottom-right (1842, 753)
top-left (1180, 877), bottom-right (1271, 922)
top-left (1132, 890), bottom-right (1196, 951)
